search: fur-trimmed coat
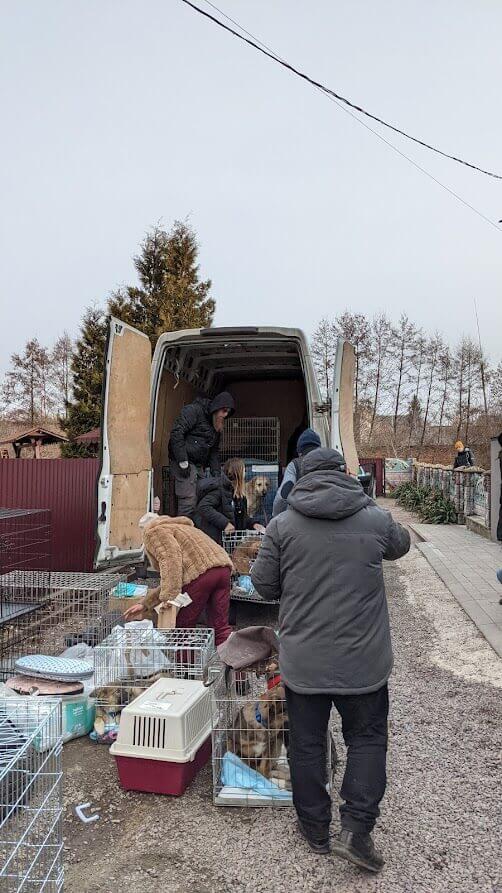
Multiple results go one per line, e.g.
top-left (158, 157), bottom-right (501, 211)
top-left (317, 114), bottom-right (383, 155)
top-left (142, 515), bottom-right (233, 610)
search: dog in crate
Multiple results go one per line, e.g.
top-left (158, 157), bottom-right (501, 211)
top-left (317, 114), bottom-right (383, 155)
top-left (228, 660), bottom-right (291, 788)
top-left (245, 475), bottom-right (270, 517)
top-left (230, 536), bottom-right (262, 575)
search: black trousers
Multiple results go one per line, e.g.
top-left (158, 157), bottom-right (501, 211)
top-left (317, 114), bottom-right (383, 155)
top-left (285, 684), bottom-right (389, 836)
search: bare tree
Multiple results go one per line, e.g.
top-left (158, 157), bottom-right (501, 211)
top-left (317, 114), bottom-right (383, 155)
top-left (389, 314), bottom-right (417, 435)
top-left (436, 345), bottom-right (454, 444)
top-left (368, 313), bottom-right (392, 441)
top-left (51, 332), bottom-right (74, 418)
top-left (420, 334), bottom-right (442, 446)
top-left (407, 333), bottom-right (427, 448)
top-left (311, 318), bottom-right (337, 400)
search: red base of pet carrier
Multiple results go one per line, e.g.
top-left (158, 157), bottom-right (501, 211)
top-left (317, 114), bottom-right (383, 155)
top-left (113, 735), bottom-right (212, 796)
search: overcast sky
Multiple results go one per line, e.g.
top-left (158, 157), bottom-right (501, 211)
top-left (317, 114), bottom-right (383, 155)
top-left (1, 0), bottom-right (501, 378)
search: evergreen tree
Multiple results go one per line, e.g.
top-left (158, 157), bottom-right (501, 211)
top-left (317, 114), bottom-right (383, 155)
top-left (108, 221), bottom-right (215, 346)
top-left (61, 307), bottom-right (107, 457)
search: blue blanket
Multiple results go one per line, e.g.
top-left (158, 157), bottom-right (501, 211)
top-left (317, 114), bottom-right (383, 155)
top-left (220, 751), bottom-right (291, 800)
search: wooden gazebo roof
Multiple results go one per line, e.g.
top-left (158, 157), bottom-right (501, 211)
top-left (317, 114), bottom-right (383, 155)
top-left (0, 426), bottom-right (68, 458)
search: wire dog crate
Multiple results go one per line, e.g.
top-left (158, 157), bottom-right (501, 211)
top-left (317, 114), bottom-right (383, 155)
top-left (0, 572), bottom-right (125, 680)
top-left (0, 509), bottom-right (52, 624)
top-left (221, 418), bottom-right (280, 463)
top-left (211, 665), bottom-right (335, 808)
top-left (222, 531), bottom-right (277, 605)
top-left (93, 626), bottom-right (216, 727)
top-left (0, 697), bottom-right (63, 892)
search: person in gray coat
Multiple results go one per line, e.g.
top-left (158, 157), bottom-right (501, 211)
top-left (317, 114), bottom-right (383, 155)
top-left (251, 447), bottom-right (410, 872)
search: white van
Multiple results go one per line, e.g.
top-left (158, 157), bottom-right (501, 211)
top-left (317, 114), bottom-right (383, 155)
top-left (95, 319), bottom-right (358, 569)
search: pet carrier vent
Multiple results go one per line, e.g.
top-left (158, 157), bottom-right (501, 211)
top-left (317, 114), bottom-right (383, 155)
top-left (220, 417), bottom-right (280, 463)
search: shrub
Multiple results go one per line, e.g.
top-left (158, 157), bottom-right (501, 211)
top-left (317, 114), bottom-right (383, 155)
top-left (393, 481), bottom-right (457, 524)
top-left (418, 490), bottom-right (457, 524)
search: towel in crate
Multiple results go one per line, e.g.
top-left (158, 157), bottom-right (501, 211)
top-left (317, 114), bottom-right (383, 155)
top-left (243, 460), bottom-right (279, 526)
top-left (110, 678), bottom-right (213, 796)
top-left (222, 531), bottom-right (278, 604)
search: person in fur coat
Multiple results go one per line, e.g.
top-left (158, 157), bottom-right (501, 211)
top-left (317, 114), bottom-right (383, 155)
top-left (124, 514), bottom-right (234, 646)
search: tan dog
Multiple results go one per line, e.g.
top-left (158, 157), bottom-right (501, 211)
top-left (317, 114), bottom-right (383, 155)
top-left (228, 663), bottom-right (290, 787)
top-left (231, 537), bottom-right (262, 575)
top-left (245, 475), bottom-right (270, 517)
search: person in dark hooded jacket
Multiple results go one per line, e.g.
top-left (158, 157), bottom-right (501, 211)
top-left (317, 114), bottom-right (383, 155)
top-left (194, 458), bottom-right (265, 544)
top-left (251, 447), bottom-right (410, 872)
top-left (168, 391), bottom-right (235, 517)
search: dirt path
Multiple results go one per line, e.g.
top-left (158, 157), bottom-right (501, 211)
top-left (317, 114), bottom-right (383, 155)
top-left (63, 541), bottom-right (502, 892)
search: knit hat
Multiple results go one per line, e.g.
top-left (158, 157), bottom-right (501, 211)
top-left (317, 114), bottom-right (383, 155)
top-left (297, 428), bottom-right (322, 455)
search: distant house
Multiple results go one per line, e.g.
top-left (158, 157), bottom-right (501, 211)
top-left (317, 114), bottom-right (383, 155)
top-left (0, 425), bottom-right (68, 458)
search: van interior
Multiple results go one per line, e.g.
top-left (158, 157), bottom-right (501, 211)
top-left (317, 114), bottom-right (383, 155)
top-left (151, 335), bottom-right (313, 505)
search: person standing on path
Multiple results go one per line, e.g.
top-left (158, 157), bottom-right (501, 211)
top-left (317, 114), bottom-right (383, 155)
top-left (251, 448), bottom-right (410, 872)
top-left (272, 427), bottom-right (322, 516)
top-left (168, 391), bottom-right (235, 517)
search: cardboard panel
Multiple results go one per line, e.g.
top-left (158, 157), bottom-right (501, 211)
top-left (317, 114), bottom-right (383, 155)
top-left (338, 343), bottom-right (359, 476)
top-left (108, 326), bottom-right (151, 475)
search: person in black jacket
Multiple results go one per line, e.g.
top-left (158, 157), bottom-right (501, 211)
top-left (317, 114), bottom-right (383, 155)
top-left (194, 458), bottom-right (265, 544)
top-left (168, 391), bottom-right (235, 517)
top-left (453, 440), bottom-right (475, 469)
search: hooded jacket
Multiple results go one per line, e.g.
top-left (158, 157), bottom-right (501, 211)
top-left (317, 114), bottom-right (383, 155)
top-left (142, 515), bottom-right (233, 611)
top-left (168, 392), bottom-right (235, 474)
top-left (251, 448), bottom-right (410, 695)
top-left (194, 474), bottom-right (235, 544)
top-left (194, 475), bottom-right (258, 544)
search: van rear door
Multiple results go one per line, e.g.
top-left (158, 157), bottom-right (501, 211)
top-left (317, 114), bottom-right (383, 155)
top-left (331, 338), bottom-right (359, 475)
top-left (95, 318), bottom-right (152, 568)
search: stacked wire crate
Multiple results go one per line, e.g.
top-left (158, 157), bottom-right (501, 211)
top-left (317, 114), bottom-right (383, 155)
top-left (0, 697), bottom-right (63, 892)
top-left (220, 418), bottom-right (280, 602)
top-left (0, 571), bottom-right (125, 681)
top-left (93, 626), bottom-right (216, 718)
top-left (0, 510), bottom-right (53, 683)
top-left (221, 417), bottom-right (280, 526)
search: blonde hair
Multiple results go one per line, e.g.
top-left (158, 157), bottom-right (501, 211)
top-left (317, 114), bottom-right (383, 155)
top-left (454, 440), bottom-right (464, 451)
top-left (223, 458), bottom-right (246, 499)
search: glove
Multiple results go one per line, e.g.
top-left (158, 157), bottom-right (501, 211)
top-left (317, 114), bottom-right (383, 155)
top-left (178, 461), bottom-right (190, 479)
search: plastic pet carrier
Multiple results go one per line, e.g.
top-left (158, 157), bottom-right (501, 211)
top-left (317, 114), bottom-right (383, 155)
top-left (110, 678), bottom-right (213, 796)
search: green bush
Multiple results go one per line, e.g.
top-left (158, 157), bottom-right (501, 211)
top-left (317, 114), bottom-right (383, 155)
top-left (393, 481), bottom-right (457, 524)
top-left (418, 490), bottom-right (457, 524)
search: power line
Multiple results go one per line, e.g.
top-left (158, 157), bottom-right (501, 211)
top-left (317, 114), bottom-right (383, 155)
top-left (194, 0), bottom-right (501, 232)
top-left (181, 0), bottom-right (502, 183)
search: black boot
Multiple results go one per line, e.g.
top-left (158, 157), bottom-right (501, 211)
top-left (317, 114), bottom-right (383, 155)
top-left (332, 830), bottom-right (384, 872)
top-left (297, 819), bottom-right (330, 855)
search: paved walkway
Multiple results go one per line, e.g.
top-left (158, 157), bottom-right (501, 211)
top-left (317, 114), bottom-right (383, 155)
top-left (378, 498), bottom-right (502, 657)
top-left (410, 524), bottom-right (502, 657)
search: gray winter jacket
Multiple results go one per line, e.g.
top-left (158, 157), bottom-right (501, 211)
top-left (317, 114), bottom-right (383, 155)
top-left (251, 449), bottom-right (410, 695)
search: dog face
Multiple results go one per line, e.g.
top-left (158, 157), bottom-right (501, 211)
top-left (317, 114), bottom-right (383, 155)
top-left (250, 476), bottom-right (269, 498)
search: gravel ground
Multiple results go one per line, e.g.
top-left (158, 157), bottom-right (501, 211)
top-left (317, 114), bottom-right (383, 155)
top-left (63, 546), bottom-right (502, 893)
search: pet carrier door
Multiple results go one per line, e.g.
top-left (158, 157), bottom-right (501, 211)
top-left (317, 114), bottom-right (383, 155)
top-left (330, 338), bottom-right (359, 476)
top-left (96, 318), bottom-right (153, 568)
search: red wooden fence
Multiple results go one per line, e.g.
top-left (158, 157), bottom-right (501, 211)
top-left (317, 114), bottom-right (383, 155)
top-left (360, 457), bottom-right (385, 497)
top-left (0, 459), bottom-right (100, 572)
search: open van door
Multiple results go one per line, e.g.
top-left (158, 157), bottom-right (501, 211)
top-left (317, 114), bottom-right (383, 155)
top-left (95, 318), bottom-right (152, 568)
top-left (331, 339), bottom-right (359, 476)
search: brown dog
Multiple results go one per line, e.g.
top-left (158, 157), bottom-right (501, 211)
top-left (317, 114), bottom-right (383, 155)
top-left (228, 663), bottom-right (290, 786)
top-left (245, 475), bottom-right (270, 517)
top-left (230, 537), bottom-right (262, 575)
